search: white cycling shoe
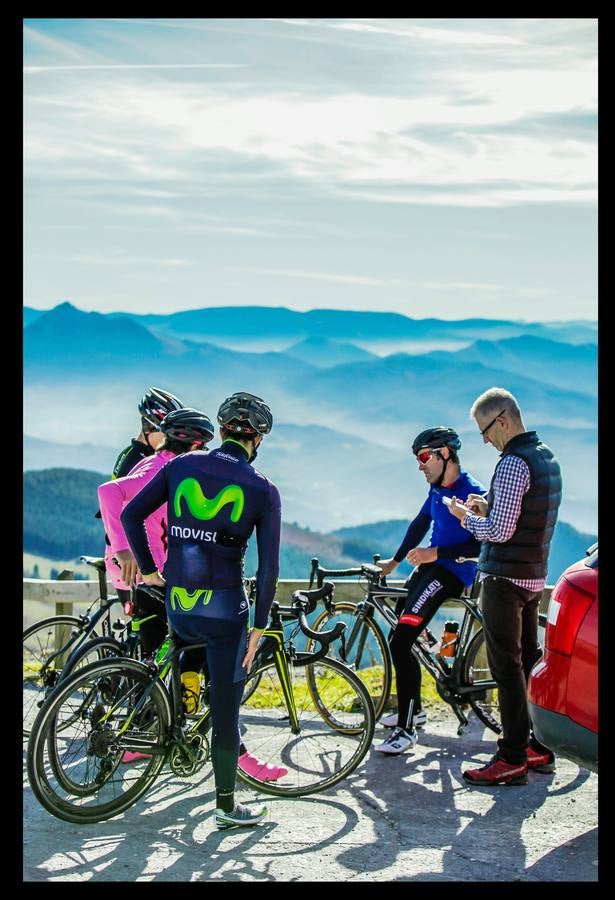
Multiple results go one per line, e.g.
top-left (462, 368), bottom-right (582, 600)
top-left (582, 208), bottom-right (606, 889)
top-left (380, 710), bottom-right (427, 729)
top-left (375, 727), bottom-right (418, 755)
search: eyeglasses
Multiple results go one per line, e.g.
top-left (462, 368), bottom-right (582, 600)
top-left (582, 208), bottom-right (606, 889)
top-left (416, 448), bottom-right (441, 464)
top-left (480, 408), bottom-right (506, 437)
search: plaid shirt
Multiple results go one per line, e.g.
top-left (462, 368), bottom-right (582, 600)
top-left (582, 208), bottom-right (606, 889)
top-left (462, 454), bottom-right (546, 592)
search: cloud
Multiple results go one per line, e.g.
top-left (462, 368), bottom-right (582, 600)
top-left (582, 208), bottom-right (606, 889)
top-left (25, 63), bottom-right (244, 73)
top-left (269, 17), bottom-right (524, 46)
top-left (239, 267), bottom-right (404, 287)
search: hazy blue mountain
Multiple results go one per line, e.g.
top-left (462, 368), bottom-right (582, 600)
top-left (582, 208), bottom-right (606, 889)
top-left (286, 353), bottom-right (597, 430)
top-left (105, 305), bottom-right (597, 346)
top-left (23, 302), bottom-right (597, 535)
top-left (24, 302), bottom-right (164, 368)
top-left (24, 435), bottom-right (118, 476)
top-left (284, 336), bottom-right (375, 368)
top-left (428, 335), bottom-right (598, 397)
top-left (23, 468), bottom-right (596, 584)
top-left (23, 306), bottom-right (44, 327)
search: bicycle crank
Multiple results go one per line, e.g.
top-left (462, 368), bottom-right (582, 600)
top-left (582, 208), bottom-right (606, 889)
top-left (169, 733), bottom-right (210, 777)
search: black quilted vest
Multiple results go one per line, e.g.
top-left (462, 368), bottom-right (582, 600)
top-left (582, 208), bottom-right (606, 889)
top-left (478, 431), bottom-right (562, 579)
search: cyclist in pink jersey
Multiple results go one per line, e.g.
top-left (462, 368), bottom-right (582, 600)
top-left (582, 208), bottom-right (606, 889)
top-left (98, 409), bottom-right (216, 659)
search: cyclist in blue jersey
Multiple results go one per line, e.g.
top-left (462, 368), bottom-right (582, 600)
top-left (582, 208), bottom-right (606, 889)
top-left (375, 426), bottom-right (485, 755)
top-left (121, 392), bottom-right (281, 830)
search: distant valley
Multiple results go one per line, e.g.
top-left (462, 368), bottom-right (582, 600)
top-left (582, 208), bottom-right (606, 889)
top-left (23, 303), bottom-right (598, 535)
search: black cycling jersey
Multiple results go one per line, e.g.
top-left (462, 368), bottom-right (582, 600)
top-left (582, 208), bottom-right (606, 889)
top-left (122, 440), bottom-right (282, 629)
top-left (94, 438), bottom-right (155, 522)
top-left (113, 439), bottom-right (155, 480)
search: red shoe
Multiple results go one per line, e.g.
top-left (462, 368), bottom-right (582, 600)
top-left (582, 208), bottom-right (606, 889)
top-left (238, 751), bottom-right (288, 782)
top-left (121, 751), bottom-right (152, 764)
top-left (463, 754), bottom-right (528, 785)
top-left (527, 745), bottom-right (556, 773)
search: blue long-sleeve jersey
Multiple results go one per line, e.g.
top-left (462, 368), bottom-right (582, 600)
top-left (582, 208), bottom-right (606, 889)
top-left (393, 469), bottom-right (485, 587)
top-left (121, 440), bottom-right (281, 629)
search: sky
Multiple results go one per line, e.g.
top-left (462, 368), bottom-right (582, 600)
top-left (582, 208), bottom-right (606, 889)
top-left (23, 17), bottom-right (597, 322)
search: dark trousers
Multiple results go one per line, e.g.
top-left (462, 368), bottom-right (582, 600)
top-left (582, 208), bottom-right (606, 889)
top-left (480, 575), bottom-right (547, 763)
top-left (389, 563), bottom-right (464, 731)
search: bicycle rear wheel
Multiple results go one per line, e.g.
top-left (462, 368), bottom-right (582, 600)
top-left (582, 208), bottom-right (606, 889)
top-left (306, 603), bottom-right (392, 720)
top-left (237, 656), bottom-right (374, 797)
top-left (23, 615), bottom-right (83, 739)
top-left (462, 629), bottom-right (501, 734)
top-left (462, 613), bottom-right (550, 735)
top-left (27, 658), bottom-right (171, 824)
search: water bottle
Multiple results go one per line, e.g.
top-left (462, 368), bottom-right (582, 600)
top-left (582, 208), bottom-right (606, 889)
top-left (438, 621), bottom-right (459, 658)
top-left (155, 638), bottom-right (171, 664)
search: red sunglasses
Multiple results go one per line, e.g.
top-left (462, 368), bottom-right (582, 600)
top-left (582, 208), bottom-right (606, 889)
top-left (416, 448), bottom-right (442, 464)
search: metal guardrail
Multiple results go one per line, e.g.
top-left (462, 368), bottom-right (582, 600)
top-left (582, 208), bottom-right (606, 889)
top-left (22, 577), bottom-right (553, 630)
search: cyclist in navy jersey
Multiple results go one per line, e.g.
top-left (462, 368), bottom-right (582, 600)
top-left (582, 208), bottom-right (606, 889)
top-left (375, 426), bottom-right (485, 755)
top-left (122, 392), bottom-right (281, 830)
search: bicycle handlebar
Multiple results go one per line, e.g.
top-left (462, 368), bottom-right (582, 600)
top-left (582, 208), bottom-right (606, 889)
top-left (309, 556), bottom-right (385, 588)
top-left (274, 591), bottom-right (346, 648)
top-left (137, 583), bottom-right (167, 605)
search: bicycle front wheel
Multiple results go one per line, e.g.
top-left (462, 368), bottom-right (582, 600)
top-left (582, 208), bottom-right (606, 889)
top-left (237, 656), bottom-right (375, 797)
top-left (306, 603), bottom-right (392, 720)
top-left (27, 658), bottom-right (171, 824)
top-left (23, 615), bottom-right (83, 739)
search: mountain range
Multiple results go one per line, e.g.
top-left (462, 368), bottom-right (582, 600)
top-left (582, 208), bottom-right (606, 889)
top-left (23, 302), bottom-right (598, 535)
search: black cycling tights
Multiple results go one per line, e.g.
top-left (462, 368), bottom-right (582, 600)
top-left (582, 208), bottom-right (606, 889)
top-left (389, 563), bottom-right (464, 731)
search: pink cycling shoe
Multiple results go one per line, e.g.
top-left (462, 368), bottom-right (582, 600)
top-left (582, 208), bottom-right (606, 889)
top-left (238, 751), bottom-right (288, 782)
top-left (121, 751), bottom-right (152, 764)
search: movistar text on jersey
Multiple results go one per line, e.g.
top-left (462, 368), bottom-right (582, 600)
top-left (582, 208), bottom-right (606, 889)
top-left (170, 525), bottom-right (218, 542)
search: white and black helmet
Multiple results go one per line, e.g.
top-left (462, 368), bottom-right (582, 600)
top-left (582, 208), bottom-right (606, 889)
top-left (139, 387), bottom-right (184, 431)
top-left (217, 392), bottom-right (273, 436)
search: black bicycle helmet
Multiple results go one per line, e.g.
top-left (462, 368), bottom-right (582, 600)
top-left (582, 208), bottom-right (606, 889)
top-left (411, 426), bottom-right (461, 455)
top-left (159, 408), bottom-right (215, 444)
top-left (138, 387), bottom-right (184, 431)
top-left (217, 392), bottom-right (273, 435)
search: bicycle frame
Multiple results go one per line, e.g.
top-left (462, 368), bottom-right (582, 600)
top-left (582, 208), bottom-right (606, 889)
top-left (310, 558), bottom-right (499, 732)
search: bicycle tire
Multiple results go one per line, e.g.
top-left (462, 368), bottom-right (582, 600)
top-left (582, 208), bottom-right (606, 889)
top-left (23, 615), bottom-right (84, 739)
top-left (50, 638), bottom-right (128, 735)
top-left (461, 629), bottom-right (502, 734)
top-left (236, 656), bottom-right (375, 798)
top-left (306, 603), bottom-right (392, 721)
top-left (27, 657), bottom-right (171, 824)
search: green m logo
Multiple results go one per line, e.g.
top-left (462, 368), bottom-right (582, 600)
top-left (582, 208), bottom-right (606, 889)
top-left (169, 586), bottom-right (213, 612)
top-left (174, 478), bottom-right (245, 522)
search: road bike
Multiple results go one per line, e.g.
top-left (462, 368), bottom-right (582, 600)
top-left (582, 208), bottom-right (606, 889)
top-left (26, 582), bottom-right (375, 824)
top-left (23, 556), bottom-right (166, 738)
top-left (306, 557), bottom-right (547, 736)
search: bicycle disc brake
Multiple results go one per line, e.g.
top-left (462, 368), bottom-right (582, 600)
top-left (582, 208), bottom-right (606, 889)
top-left (169, 733), bottom-right (210, 777)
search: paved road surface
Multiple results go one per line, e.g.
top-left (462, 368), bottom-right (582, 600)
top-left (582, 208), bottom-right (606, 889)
top-left (23, 708), bottom-right (598, 882)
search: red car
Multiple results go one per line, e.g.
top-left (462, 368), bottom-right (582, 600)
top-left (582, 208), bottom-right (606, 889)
top-left (527, 542), bottom-right (598, 773)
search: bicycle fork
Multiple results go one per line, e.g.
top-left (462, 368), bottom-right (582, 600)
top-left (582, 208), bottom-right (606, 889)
top-left (257, 629), bottom-right (301, 735)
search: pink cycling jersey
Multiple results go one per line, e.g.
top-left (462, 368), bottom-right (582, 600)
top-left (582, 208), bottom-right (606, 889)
top-left (98, 449), bottom-right (176, 590)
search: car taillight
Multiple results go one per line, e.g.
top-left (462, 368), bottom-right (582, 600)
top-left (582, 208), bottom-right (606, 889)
top-left (545, 580), bottom-right (594, 656)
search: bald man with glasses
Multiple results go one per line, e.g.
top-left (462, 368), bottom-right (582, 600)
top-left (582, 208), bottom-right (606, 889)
top-left (447, 387), bottom-right (562, 786)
